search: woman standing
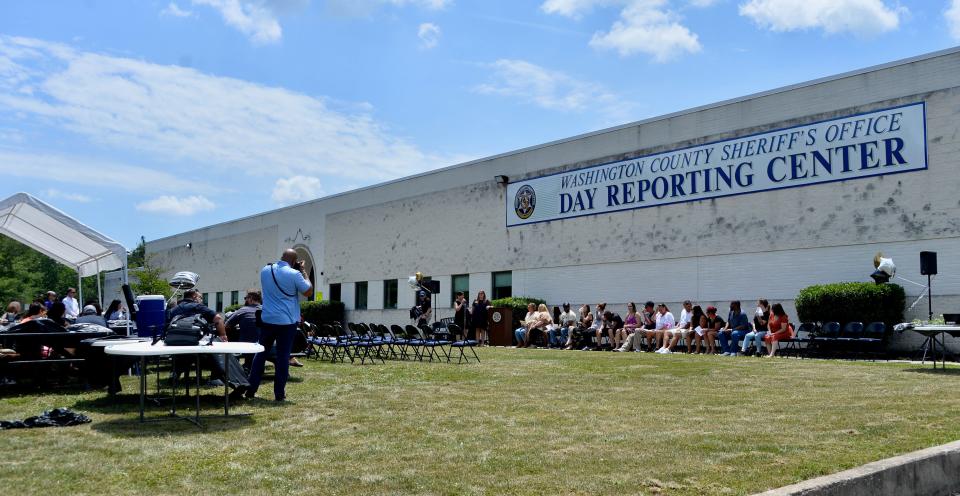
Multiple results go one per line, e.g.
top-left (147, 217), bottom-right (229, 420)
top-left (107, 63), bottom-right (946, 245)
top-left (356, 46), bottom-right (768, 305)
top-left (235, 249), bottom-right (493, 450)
top-left (763, 303), bottom-right (794, 357)
top-left (471, 290), bottom-right (491, 346)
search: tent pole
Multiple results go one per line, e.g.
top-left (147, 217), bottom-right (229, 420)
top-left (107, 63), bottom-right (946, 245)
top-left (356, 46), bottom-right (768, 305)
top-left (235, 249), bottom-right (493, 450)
top-left (77, 271), bottom-right (83, 306)
top-left (96, 259), bottom-right (102, 305)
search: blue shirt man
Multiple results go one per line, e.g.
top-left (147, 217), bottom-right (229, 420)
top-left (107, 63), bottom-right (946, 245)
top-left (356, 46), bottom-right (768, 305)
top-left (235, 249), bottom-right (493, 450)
top-left (719, 300), bottom-right (752, 356)
top-left (260, 261), bottom-right (311, 325)
top-left (247, 249), bottom-right (313, 402)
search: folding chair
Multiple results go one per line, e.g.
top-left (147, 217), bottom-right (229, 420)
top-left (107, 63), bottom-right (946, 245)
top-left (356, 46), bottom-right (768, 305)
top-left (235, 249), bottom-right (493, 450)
top-left (446, 324), bottom-right (480, 363)
top-left (780, 322), bottom-right (815, 358)
top-left (862, 322), bottom-right (887, 360)
top-left (389, 324), bottom-right (413, 360)
top-left (837, 321), bottom-right (864, 359)
top-left (812, 321), bottom-right (840, 357)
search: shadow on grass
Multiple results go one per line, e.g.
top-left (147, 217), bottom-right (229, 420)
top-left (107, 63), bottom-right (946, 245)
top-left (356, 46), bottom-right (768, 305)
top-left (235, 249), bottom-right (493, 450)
top-left (90, 413), bottom-right (257, 437)
top-left (901, 367), bottom-right (960, 376)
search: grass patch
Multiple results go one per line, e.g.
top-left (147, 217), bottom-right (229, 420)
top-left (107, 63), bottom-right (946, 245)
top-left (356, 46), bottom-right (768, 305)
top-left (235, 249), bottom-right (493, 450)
top-left (2, 349), bottom-right (960, 495)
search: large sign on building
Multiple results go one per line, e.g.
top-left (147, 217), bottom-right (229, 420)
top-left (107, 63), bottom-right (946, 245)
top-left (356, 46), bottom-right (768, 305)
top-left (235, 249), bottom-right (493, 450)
top-left (506, 102), bottom-right (927, 227)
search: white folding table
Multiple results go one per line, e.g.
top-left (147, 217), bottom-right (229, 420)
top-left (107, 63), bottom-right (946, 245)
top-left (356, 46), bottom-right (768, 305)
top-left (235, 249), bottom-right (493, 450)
top-left (105, 340), bottom-right (263, 426)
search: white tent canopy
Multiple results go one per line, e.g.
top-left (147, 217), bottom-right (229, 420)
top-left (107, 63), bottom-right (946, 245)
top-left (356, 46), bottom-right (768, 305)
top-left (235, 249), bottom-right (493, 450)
top-left (0, 192), bottom-right (127, 303)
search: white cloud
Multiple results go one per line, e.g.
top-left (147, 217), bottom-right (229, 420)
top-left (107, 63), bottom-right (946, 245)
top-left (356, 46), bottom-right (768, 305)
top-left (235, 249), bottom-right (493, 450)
top-left (474, 59), bottom-right (635, 122)
top-left (190, 0), bottom-right (282, 43)
top-left (418, 22), bottom-right (441, 49)
top-left (42, 188), bottom-right (93, 203)
top-left (541, 1), bottom-right (701, 62)
top-left (272, 175), bottom-right (325, 205)
top-left (0, 36), bottom-right (458, 185)
top-left (324, 0), bottom-right (451, 17)
top-left (739, 0), bottom-right (905, 36)
top-left (161, 2), bottom-right (194, 17)
top-left (0, 150), bottom-right (206, 194)
top-left (136, 195), bottom-right (215, 216)
top-left (948, 0), bottom-right (960, 40)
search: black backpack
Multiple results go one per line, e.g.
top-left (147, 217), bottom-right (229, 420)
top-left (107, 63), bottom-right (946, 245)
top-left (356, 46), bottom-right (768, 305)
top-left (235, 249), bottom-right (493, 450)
top-left (164, 314), bottom-right (210, 346)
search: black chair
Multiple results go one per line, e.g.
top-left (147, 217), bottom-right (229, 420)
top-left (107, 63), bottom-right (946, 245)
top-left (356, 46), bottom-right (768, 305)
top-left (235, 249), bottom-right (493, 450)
top-left (780, 322), bottom-right (816, 358)
top-left (389, 324), bottom-right (413, 360)
top-left (838, 322), bottom-right (865, 358)
top-left (861, 322), bottom-right (887, 360)
top-left (446, 324), bottom-right (480, 364)
top-left (812, 321), bottom-right (840, 357)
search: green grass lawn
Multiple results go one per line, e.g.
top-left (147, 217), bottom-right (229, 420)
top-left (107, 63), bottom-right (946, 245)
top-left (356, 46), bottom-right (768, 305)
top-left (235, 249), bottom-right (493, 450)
top-left (2, 349), bottom-right (960, 495)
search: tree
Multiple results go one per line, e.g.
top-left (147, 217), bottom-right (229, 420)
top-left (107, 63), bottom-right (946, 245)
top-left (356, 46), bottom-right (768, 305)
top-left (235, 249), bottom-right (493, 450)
top-left (131, 254), bottom-right (172, 299)
top-left (128, 235), bottom-right (146, 268)
top-left (0, 235), bottom-right (100, 305)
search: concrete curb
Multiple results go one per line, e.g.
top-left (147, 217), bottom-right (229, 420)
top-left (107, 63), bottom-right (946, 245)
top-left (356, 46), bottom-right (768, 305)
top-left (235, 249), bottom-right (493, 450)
top-left (755, 440), bottom-right (960, 495)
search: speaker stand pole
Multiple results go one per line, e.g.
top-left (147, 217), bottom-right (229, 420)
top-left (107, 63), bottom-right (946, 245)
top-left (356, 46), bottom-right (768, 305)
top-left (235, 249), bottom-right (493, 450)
top-left (928, 274), bottom-right (933, 322)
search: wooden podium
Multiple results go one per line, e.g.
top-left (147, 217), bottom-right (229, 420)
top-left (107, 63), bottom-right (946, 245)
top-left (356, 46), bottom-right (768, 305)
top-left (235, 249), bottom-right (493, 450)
top-left (487, 307), bottom-right (513, 346)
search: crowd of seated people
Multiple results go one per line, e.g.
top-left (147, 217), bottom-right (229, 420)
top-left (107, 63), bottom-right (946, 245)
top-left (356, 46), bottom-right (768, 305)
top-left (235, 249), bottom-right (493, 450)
top-left (511, 299), bottom-right (794, 357)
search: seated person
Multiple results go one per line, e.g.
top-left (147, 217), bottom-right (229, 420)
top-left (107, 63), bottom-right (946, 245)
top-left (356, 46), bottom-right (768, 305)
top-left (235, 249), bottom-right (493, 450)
top-left (1, 301), bottom-right (21, 326)
top-left (528, 303), bottom-right (553, 347)
top-left (702, 306), bottom-right (725, 354)
top-left (653, 303), bottom-right (676, 354)
top-left (686, 305), bottom-right (705, 353)
top-left (565, 304), bottom-right (592, 350)
top-left (741, 298), bottom-right (770, 356)
top-left (513, 303), bottom-right (538, 347)
top-left (75, 305), bottom-right (107, 327)
top-left (614, 302), bottom-right (639, 350)
top-left (225, 289), bottom-right (262, 370)
top-left (549, 303), bottom-right (577, 348)
top-left (581, 303), bottom-right (606, 350)
top-left (103, 299), bottom-right (126, 321)
top-left (638, 301), bottom-right (657, 351)
top-left (663, 300), bottom-right (693, 352)
top-left (168, 289), bottom-right (249, 397)
top-left (598, 311), bottom-right (623, 350)
top-left (763, 303), bottom-right (794, 357)
top-left (718, 300), bottom-right (751, 356)
top-left (19, 301), bottom-right (45, 323)
top-left (46, 302), bottom-right (68, 327)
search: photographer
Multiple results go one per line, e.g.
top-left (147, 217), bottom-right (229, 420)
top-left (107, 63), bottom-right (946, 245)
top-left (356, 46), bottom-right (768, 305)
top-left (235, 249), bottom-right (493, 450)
top-left (247, 249), bottom-right (313, 402)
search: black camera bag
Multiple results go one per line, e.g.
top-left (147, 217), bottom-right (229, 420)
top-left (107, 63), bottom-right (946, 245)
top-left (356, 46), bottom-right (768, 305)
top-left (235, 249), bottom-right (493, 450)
top-left (164, 314), bottom-right (208, 346)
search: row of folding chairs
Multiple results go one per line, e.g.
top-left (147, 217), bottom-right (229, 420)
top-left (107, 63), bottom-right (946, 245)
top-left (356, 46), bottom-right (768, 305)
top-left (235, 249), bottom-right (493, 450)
top-left (802, 321), bottom-right (887, 359)
top-left (305, 321), bottom-right (479, 364)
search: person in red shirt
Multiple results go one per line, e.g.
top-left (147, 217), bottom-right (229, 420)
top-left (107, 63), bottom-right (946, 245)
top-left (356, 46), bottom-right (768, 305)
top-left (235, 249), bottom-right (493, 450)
top-left (763, 303), bottom-right (794, 357)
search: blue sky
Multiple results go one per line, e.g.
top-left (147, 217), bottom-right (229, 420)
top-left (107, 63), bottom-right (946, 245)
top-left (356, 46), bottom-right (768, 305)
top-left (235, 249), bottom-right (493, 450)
top-left (0, 0), bottom-right (958, 249)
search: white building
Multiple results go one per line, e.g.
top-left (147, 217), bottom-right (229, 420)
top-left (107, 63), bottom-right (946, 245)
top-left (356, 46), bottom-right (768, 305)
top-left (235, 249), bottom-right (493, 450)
top-left (146, 47), bottom-right (960, 346)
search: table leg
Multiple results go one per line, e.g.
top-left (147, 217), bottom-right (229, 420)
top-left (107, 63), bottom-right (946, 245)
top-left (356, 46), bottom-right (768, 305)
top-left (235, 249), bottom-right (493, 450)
top-left (139, 356), bottom-right (146, 423)
top-left (224, 353), bottom-right (230, 416)
top-left (195, 354), bottom-right (201, 424)
top-left (171, 357), bottom-right (178, 416)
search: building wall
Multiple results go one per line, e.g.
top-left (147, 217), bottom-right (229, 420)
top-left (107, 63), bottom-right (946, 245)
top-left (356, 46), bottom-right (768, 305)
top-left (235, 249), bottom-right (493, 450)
top-left (145, 49), bottom-right (960, 353)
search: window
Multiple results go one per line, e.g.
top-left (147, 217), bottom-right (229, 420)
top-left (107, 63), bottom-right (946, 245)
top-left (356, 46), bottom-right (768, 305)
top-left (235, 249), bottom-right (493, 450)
top-left (492, 271), bottom-right (512, 300)
top-left (216, 292), bottom-right (224, 312)
top-left (330, 283), bottom-right (341, 302)
top-left (202, 293), bottom-right (209, 306)
top-left (354, 281), bottom-right (368, 310)
top-left (383, 279), bottom-right (398, 309)
top-left (230, 290), bottom-right (239, 306)
top-left (451, 274), bottom-right (469, 306)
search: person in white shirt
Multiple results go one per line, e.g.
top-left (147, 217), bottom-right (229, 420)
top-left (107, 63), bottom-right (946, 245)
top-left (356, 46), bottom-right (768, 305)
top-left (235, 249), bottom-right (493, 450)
top-left (514, 303), bottom-right (538, 347)
top-left (653, 303), bottom-right (676, 354)
top-left (61, 287), bottom-right (80, 320)
top-left (584, 303), bottom-right (606, 350)
top-left (662, 300), bottom-right (693, 353)
top-left (549, 303), bottom-right (578, 348)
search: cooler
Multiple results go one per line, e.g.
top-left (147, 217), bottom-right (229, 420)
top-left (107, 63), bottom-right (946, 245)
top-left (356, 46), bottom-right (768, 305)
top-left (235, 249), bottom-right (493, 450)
top-left (135, 295), bottom-right (167, 338)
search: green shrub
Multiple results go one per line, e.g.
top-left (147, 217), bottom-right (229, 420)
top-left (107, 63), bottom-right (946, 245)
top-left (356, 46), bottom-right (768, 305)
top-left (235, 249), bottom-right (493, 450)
top-left (490, 296), bottom-right (546, 329)
top-left (223, 303), bottom-right (243, 314)
top-left (794, 282), bottom-right (905, 330)
top-left (300, 300), bottom-right (345, 326)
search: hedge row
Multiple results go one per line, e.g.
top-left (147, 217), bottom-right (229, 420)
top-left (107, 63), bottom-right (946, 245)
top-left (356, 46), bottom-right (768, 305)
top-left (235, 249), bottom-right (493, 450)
top-left (300, 300), bottom-right (345, 326)
top-left (795, 282), bottom-right (905, 328)
top-left (490, 296), bottom-right (546, 330)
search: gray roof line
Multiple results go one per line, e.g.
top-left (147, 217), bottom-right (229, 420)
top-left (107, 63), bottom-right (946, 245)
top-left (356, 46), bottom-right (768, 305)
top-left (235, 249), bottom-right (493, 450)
top-left (147, 45), bottom-right (960, 246)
